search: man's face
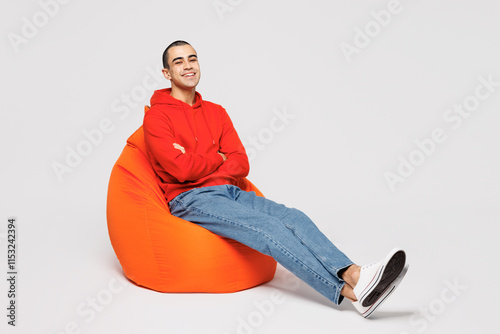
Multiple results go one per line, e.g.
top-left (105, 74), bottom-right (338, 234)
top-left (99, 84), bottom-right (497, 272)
top-left (162, 44), bottom-right (201, 91)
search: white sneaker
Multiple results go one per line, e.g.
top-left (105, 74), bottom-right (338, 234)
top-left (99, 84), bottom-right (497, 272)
top-left (353, 248), bottom-right (406, 307)
top-left (352, 264), bottom-right (409, 318)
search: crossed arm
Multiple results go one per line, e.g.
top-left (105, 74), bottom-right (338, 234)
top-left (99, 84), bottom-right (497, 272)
top-left (144, 106), bottom-right (248, 184)
top-left (173, 143), bottom-right (227, 162)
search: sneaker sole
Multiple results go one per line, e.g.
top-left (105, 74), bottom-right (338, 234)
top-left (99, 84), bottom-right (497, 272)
top-left (361, 249), bottom-right (406, 307)
top-left (360, 264), bottom-right (409, 318)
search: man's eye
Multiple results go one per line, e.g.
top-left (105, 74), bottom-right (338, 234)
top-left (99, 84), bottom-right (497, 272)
top-left (175, 61), bottom-right (182, 65)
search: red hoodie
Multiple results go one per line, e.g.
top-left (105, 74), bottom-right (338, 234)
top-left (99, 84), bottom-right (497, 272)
top-left (143, 88), bottom-right (250, 202)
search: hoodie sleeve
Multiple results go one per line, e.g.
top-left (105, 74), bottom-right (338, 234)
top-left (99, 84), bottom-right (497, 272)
top-left (216, 106), bottom-right (250, 178)
top-left (143, 113), bottom-right (224, 183)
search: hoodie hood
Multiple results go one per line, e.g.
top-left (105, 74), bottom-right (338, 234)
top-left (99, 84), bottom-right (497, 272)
top-left (150, 88), bottom-right (203, 109)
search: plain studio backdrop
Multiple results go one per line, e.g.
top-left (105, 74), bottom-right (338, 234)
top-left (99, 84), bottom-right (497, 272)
top-left (1, 0), bottom-right (499, 333)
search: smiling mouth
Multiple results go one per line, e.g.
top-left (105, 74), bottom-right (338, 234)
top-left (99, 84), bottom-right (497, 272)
top-left (183, 72), bottom-right (196, 77)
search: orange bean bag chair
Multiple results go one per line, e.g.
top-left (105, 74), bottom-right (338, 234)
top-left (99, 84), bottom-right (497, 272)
top-left (106, 108), bottom-right (277, 293)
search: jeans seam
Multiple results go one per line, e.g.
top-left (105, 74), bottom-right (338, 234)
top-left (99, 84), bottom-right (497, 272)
top-left (282, 221), bottom-right (352, 304)
top-left (177, 200), bottom-right (340, 294)
top-left (284, 222), bottom-right (351, 275)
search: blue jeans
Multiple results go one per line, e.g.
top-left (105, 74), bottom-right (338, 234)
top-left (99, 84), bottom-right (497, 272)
top-left (168, 184), bottom-right (353, 305)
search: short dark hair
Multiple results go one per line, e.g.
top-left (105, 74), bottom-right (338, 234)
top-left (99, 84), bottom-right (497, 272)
top-left (162, 40), bottom-right (192, 69)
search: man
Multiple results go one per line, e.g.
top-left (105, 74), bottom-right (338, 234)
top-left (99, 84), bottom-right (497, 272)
top-left (143, 40), bottom-right (408, 318)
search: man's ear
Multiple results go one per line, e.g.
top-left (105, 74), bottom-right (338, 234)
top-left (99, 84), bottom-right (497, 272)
top-left (162, 68), bottom-right (171, 80)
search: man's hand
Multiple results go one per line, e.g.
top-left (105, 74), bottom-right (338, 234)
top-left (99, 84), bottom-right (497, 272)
top-left (174, 143), bottom-right (226, 162)
top-left (218, 151), bottom-right (227, 161)
top-left (173, 143), bottom-right (186, 154)
top-left (174, 142), bottom-right (227, 162)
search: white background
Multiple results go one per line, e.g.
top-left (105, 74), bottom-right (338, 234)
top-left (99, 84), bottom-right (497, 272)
top-left (1, 0), bottom-right (499, 333)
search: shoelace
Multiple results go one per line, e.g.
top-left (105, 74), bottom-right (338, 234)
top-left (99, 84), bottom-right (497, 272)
top-left (362, 260), bottom-right (381, 270)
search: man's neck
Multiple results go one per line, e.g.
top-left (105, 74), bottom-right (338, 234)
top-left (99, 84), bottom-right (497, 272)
top-left (170, 86), bottom-right (196, 106)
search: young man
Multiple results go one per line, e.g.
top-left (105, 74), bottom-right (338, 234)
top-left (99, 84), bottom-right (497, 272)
top-left (143, 40), bottom-right (408, 318)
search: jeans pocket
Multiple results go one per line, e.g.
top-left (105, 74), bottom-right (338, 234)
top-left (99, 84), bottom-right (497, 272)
top-left (168, 198), bottom-right (179, 212)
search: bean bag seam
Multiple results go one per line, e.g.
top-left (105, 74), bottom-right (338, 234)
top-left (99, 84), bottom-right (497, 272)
top-left (143, 189), bottom-right (169, 288)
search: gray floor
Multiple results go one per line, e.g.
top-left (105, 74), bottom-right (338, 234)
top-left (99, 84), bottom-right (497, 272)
top-left (3, 204), bottom-right (496, 334)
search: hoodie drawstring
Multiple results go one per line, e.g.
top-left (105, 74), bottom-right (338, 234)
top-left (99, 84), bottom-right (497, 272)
top-left (181, 103), bottom-right (198, 142)
top-left (201, 105), bottom-right (216, 146)
top-left (182, 101), bottom-right (215, 146)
